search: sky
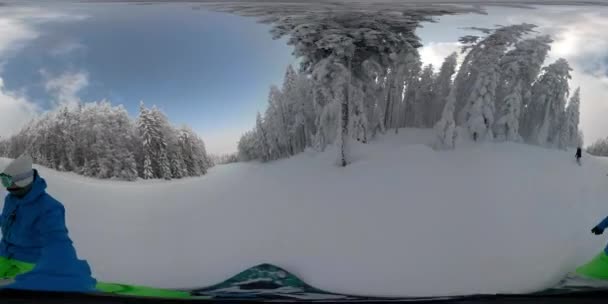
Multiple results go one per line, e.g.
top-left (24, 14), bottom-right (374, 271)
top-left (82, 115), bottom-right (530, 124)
top-left (0, 2), bottom-right (607, 154)
top-left (0, 2), bottom-right (296, 155)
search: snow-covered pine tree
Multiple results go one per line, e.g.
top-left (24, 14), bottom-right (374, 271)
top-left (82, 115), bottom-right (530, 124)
top-left (497, 35), bottom-right (552, 141)
top-left (349, 82), bottom-right (368, 143)
top-left (178, 127), bottom-right (200, 176)
top-left (360, 58), bottom-right (386, 138)
top-left (108, 104), bottom-right (138, 180)
top-left (587, 138), bottom-right (608, 157)
top-left (430, 53), bottom-right (458, 126)
top-left (433, 86), bottom-right (458, 150)
top-left (528, 58), bottom-right (572, 146)
top-left (255, 112), bottom-right (271, 161)
top-left (259, 10), bottom-right (429, 165)
top-left (494, 81), bottom-right (523, 142)
top-left (237, 130), bottom-right (258, 161)
top-left (143, 154), bottom-right (154, 179)
top-left (265, 85), bottom-right (287, 159)
top-left (416, 64), bottom-right (435, 127)
top-left (289, 73), bottom-right (315, 153)
top-left (0, 98), bottom-right (206, 181)
top-left (395, 51), bottom-right (422, 130)
top-left (557, 111), bottom-right (570, 150)
top-left (279, 67), bottom-right (298, 155)
top-left (137, 102), bottom-right (157, 179)
top-left (149, 106), bottom-right (173, 180)
top-left (312, 56), bottom-right (353, 166)
top-left (315, 99), bottom-right (340, 152)
top-left (455, 24), bottom-right (536, 142)
top-left (194, 134), bottom-right (210, 175)
top-left (565, 87), bottom-right (581, 147)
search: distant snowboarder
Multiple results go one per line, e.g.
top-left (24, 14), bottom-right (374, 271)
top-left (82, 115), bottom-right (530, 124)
top-left (0, 154), bottom-right (96, 291)
top-left (575, 147), bottom-right (582, 166)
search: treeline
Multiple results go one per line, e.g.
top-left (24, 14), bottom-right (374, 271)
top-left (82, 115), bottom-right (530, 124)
top-left (238, 21), bottom-right (583, 165)
top-left (0, 101), bottom-right (211, 181)
top-left (587, 138), bottom-right (608, 157)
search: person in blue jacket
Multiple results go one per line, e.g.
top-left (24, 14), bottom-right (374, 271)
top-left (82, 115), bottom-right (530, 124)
top-left (0, 154), bottom-right (96, 292)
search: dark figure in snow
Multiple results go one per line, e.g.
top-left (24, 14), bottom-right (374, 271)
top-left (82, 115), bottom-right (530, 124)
top-left (576, 147), bottom-right (582, 165)
top-left (0, 154), bottom-right (96, 292)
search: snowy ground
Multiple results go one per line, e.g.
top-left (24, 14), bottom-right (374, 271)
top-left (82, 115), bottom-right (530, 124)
top-left (2, 129), bottom-right (608, 297)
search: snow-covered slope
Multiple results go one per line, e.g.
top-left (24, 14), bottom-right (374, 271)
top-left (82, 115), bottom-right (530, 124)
top-left (2, 128), bottom-right (608, 297)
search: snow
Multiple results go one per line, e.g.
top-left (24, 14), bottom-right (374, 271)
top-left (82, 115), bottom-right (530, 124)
top-left (2, 128), bottom-right (608, 297)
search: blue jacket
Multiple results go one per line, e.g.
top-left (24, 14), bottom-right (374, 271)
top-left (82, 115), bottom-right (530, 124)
top-left (0, 170), bottom-right (96, 292)
top-left (597, 217), bottom-right (608, 230)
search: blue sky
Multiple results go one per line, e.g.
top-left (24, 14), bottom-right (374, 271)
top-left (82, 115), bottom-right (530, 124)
top-left (0, 3), bottom-right (296, 154)
top-left (0, 3), bottom-right (607, 153)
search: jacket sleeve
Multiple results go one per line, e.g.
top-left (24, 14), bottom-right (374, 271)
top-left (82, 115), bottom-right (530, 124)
top-left (7, 200), bottom-right (96, 292)
top-left (597, 216), bottom-right (608, 230)
top-left (36, 204), bottom-right (72, 246)
top-left (19, 203), bottom-right (79, 275)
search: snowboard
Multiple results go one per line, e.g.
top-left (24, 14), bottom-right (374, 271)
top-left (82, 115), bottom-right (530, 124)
top-left (1, 263), bottom-right (382, 301)
top-left (5, 262), bottom-right (608, 303)
top-left (551, 252), bottom-right (608, 292)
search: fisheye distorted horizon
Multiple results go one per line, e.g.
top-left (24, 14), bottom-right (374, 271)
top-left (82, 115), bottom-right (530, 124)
top-left (0, 2), bottom-right (607, 154)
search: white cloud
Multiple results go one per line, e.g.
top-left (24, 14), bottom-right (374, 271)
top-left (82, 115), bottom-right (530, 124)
top-left (50, 40), bottom-right (85, 56)
top-left (0, 18), bottom-right (37, 53)
top-left (0, 6), bottom-right (89, 138)
top-left (0, 6), bottom-right (87, 65)
top-left (0, 78), bottom-right (39, 138)
top-left (43, 71), bottom-right (89, 107)
top-left (419, 42), bottom-right (461, 71)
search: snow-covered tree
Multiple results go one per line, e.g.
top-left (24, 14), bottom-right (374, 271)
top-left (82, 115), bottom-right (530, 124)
top-left (312, 57), bottom-right (353, 166)
top-left (494, 81), bottom-right (523, 142)
top-left (527, 58), bottom-right (572, 146)
top-left (498, 35), bottom-right (552, 141)
top-left (394, 51), bottom-right (422, 130)
top-left (149, 106), bottom-right (173, 180)
top-left (315, 100), bottom-right (340, 151)
top-left (256, 9), bottom-right (435, 165)
top-left (138, 102), bottom-right (160, 179)
top-left (289, 74), bottom-right (316, 153)
top-left (454, 24), bottom-right (536, 141)
top-left (349, 82), bottom-right (368, 143)
top-left (0, 99), bottom-right (209, 181)
top-left (430, 52), bottom-right (457, 126)
top-left (266, 85), bottom-right (289, 158)
top-left (255, 112), bottom-right (271, 161)
top-left (565, 87), bottom-right (581, 147)
top-left (178, 126), bottom-right (210, 176)
top-left (494, 36), bottom-right (552, 141)
top-left (142, 155), bottom-right (154, 179)
top-left (360, 58), bottom-right (386, 138)
top-left (237, 130), bottom-right (259, 162)
top-left (416, 64), bottom-right (436, 127)
top-left (587, 138), bottom-right (608, 157)
top-left (433, 86), bottom-right (458, 150)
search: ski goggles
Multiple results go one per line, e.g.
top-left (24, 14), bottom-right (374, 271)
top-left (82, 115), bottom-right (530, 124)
top-left (0, 171), bottom-right (33, 188)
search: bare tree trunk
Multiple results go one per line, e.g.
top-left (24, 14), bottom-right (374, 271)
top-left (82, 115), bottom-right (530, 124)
top-left (340, 58), bottom-right (352, 167)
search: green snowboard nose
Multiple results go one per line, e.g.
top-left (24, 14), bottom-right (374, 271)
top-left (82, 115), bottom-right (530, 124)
top-left (576, 252), bottom-right (608, 280)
